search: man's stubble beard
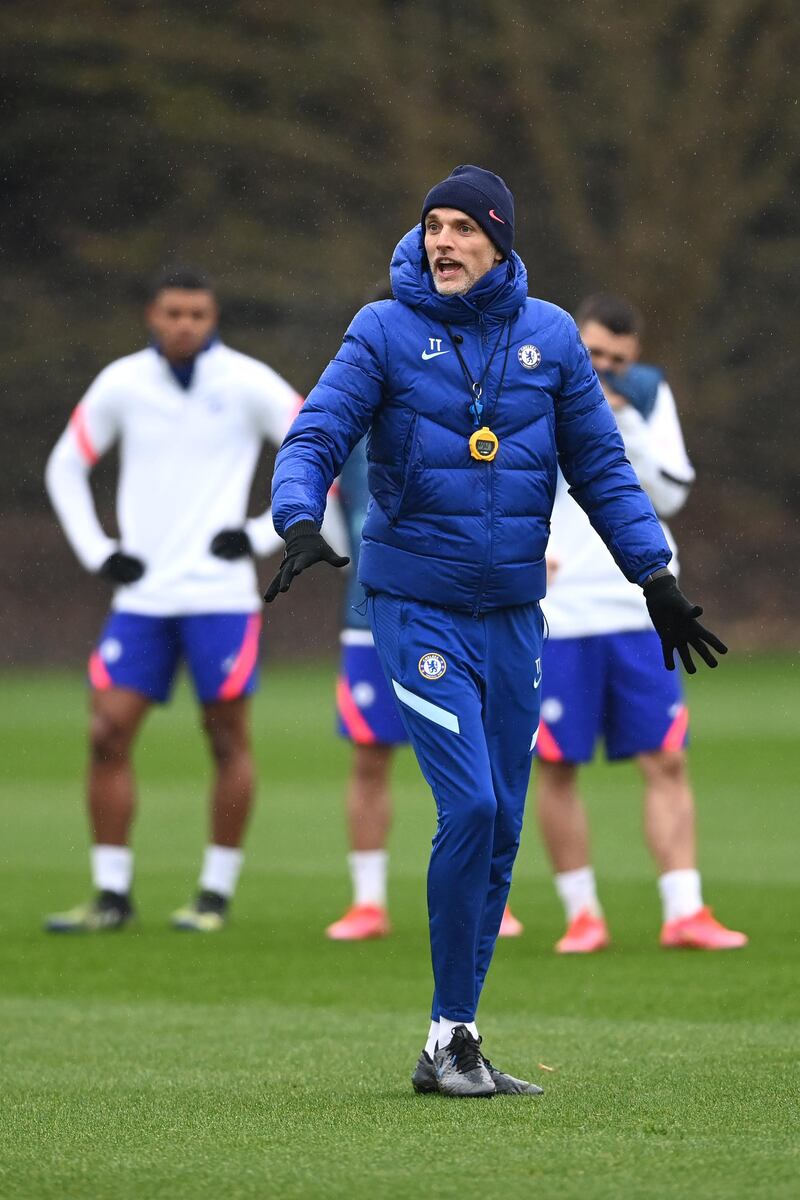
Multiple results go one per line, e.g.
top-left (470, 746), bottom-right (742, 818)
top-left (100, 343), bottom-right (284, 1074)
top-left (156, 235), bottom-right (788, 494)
top-left (432, 273), bottom-right (475, 298)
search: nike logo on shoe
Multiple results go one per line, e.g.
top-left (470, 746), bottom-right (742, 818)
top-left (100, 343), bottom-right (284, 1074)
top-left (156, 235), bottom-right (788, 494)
top-left (421, 349), bottom-right (450, 360)
top-left (489, 209), bottom-right (506, 223)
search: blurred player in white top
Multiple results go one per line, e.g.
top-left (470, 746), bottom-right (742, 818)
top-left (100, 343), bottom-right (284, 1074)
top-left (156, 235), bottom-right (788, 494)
top-left (535, 294), bottom-right (747, 952)
top-left (44, 268), bottom-right (298, 933)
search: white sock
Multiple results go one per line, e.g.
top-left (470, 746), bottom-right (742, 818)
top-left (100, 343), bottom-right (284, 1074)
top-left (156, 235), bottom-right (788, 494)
top-left (348, 850), bottom-right (388, 907)
top-left (91, 845), bottom-right (133, 895)
top-left (659, 869), bottom-right (703, 922)
top-left (199, 845), bottom-right (243, 899)
top-left (424, 1021), bottom-right (439, 1059)
top-left (555, 866), bottom-right (602, 921)
top-left (438, 1017), bottom-right (479, 1047)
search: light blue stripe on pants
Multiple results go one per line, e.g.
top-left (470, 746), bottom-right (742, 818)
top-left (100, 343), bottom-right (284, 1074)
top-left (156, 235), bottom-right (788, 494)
top-left (368, 593), bottom-right (543, 1023)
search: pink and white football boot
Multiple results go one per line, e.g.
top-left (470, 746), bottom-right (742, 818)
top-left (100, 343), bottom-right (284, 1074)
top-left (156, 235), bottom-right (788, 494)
top-left (325, 904), bottom-right (390, 941)
top-left (660, 906), bottom-right (748, 950)
top-left (555, 909), bottom-right (611, 954)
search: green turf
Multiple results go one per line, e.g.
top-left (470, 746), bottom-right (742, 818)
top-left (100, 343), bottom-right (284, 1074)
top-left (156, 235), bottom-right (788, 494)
top-left (0, 655), bottom-right (798, 1199)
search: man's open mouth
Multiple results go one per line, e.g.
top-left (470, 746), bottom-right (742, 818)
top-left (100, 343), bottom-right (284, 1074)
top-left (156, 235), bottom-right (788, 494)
top-left (435, 258), bottom-right (463, 278)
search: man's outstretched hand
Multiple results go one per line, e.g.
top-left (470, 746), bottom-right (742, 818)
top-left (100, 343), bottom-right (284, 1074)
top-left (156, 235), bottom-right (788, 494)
top-left (264, 521), bottom-right (349, 603)
top-left (643, 571), bottom-right (728, 674)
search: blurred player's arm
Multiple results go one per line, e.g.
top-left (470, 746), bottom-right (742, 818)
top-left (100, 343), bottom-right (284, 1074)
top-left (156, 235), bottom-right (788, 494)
top-left (545, 555), bottom-right (560, 586)
top-left (609, 381), bottom-right (695, 519)
top-left (233, 362), bottom-right (305, 559)
top-left (44, 370), bottom-right (133, 575)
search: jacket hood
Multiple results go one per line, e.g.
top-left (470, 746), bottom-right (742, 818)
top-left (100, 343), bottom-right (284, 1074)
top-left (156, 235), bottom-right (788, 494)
top-left (389, 226), bottom-right (528, 324)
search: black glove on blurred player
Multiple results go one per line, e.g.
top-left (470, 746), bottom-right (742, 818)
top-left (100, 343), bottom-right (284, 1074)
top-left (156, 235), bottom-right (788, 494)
top-left (263, 521), bottom-right (349, 603)
top-left (210, 528), bottom-right (253, 560)
top-left (643, 569), bottom-right (728, 673)
top-left (99, 551), bottom-right (145, 584)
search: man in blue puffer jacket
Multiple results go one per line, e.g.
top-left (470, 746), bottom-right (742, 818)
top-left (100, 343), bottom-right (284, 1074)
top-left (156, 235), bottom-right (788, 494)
top-left (266, 165), bottom-right (726, 1097)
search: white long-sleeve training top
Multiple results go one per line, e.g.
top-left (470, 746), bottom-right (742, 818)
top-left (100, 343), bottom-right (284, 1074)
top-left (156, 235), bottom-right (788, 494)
top-left (542, 381), bottom-right (696, 638)
top-left (45, 341), bottom-right (301, 616)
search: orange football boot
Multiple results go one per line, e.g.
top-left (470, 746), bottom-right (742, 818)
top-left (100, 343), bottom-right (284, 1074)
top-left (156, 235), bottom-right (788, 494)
top-left (555, 909), bottom-right (610, 954)
top-left (498, 904), bottom-right (524, 938)
top-left (660, 906), bottom-right (748, 950)
top-left (325, 903), bottom-right (390, 941)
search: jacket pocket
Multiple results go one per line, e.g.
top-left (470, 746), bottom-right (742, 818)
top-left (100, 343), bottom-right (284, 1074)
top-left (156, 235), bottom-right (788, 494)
top-left (391, 414), bottom-right (420, 525)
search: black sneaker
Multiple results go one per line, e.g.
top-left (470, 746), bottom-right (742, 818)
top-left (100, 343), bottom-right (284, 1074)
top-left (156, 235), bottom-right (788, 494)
top-left (170, 889), bottom-right (229, 932)
top-left (44, 890), bottom-right (134, 933)
top-left (481, 1055), bottom-right (544, 1095)
top-left (415, 1041), bottom-right (543, 1096)
top-left (433, 1026), bottom-right (495, 1097)
top-left (411, 1050), bottom-right (438, 1093)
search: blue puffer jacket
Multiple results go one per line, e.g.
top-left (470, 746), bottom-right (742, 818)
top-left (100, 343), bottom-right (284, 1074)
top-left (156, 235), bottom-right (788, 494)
top-left (272, 227), bottom-right (670, 614)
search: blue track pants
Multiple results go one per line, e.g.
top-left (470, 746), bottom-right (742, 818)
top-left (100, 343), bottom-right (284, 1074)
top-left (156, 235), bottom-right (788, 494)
top-left (369, 594), bottom-right (544, 1023)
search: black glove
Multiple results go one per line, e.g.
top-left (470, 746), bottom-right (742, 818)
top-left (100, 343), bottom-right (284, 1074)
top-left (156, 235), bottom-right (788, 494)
top-left (263, 521), bottom-right (350, 603)
top-left (643, 570), bottom-right (728, 674)
top-left (210, 528), bottom-right (253, 560)
top-left (99, 551), bottom-right (145, 585)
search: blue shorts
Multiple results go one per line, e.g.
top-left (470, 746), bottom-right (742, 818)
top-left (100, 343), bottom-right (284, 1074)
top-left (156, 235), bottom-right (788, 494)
top-left (88, 611), bottom-right (262, 705)
top-left (536, 630), bottom-right (688, 763)
top-left (336, 632), bottom-right (408, 746)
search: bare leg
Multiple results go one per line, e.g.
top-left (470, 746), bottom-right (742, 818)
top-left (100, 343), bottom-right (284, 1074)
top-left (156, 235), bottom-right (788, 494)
top-left (534, 757), bottom-right (607, 947)
top-left (636, 748), bottom-right (696, 872)
top-left (535, 759), bottom-right (591, 872)
top-left (88, 687), bottom-right (152, 845)
top-left (347, 743), bottom-right (394, 851)
top-left (638, 750), bottom-right (746, 944)
top-left (43, 687), bottom-right (149, 928)
top-left (327, 744), bottom-right (394, 937)
top-left (202, 697), bottom-right (255, 848)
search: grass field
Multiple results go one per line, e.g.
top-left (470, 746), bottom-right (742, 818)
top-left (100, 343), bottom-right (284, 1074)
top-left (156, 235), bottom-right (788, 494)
top-left (0, 655), bottom-right (798, 1199)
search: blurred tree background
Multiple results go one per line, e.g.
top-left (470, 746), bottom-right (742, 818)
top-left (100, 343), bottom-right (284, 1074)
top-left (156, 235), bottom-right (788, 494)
top-left (2, 0), bottom-right (798, 662)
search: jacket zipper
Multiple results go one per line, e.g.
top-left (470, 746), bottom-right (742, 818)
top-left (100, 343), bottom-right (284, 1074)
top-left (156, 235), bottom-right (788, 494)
top-left (473, 462), bottom-right (495, 617)
top-left (473, 314), bottom-right (493, 616)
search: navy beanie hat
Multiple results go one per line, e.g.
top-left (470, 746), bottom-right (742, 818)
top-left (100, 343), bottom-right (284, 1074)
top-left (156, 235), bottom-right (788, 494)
top-left (421, 164), bottom-right (515, 259)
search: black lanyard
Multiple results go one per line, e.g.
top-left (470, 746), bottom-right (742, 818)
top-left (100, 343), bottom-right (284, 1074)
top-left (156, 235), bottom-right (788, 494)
top-left (443, 320), bottom-right (514, 428)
